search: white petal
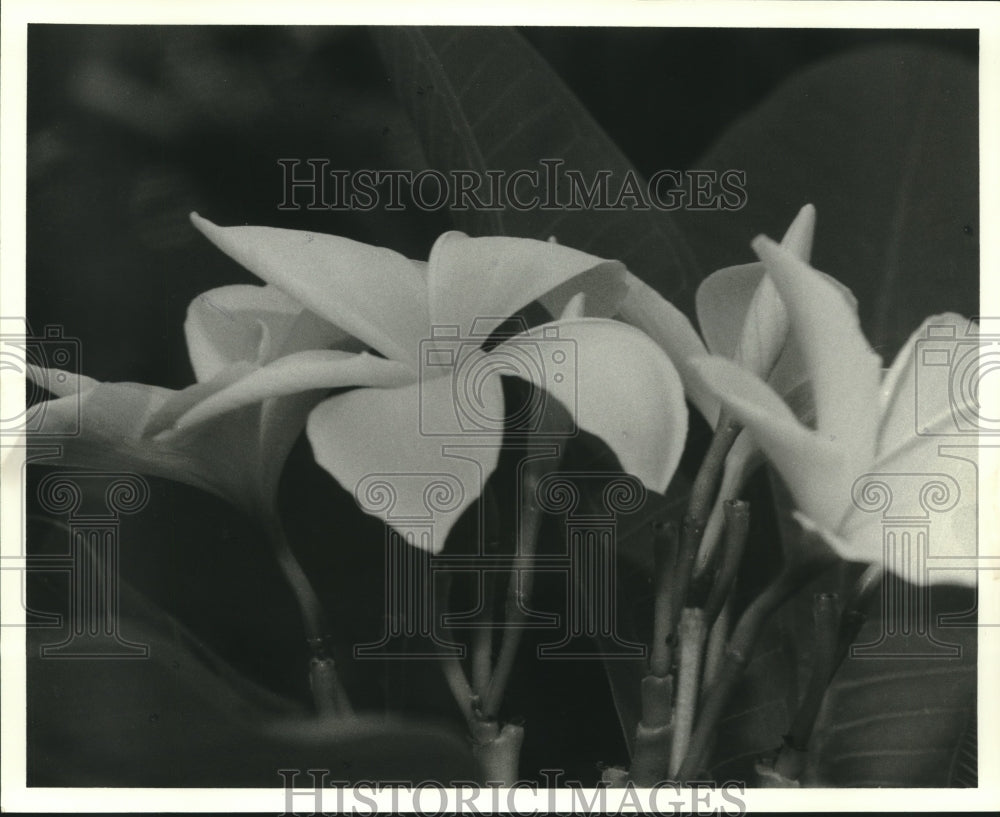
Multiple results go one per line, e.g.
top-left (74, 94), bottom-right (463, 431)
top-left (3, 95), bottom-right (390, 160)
top-left (692, 355), bottom-right (846, 529)
top-left (426, 231), bottom-right (626, 338)
top-left (696, 204), bottom-right (816, 370)
top-left (752, 236), bottom-right (882, 473)
top-left (26, 365), bottom-right (99, 399)
top-left (161, 351), bottom-right (415, 432)
top-left (799, 511), bottom-right (976, 588)
top-left (495, 317), bottom-right (689, 493)
top-left (559, 292), bottom-right (587, 320)
top-left (617, 272), bottom-right (718, 426)
top-left (185, 285), bottom-right (294, 381)
top-left (778, 203), bottom-right (816, 261)
top-left (696, 262), bottom-right (766, 359)
top-left (877, 313), bottom-right (977, 455)
top-left (190, 214), bottom-right (429, 367)
top-left (24, 374), bottom-right (263, 507)
top-left (185, 284), bottom-right (353, 383)
top-left (307, 376), bottom-right (502, 553)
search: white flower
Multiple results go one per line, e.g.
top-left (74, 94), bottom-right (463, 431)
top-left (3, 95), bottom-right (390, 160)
top-left (691, 236), bottom-right (977, 585)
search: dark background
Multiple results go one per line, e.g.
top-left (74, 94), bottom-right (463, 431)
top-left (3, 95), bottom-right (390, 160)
top-left (25, 26), bottom-right (978, 785)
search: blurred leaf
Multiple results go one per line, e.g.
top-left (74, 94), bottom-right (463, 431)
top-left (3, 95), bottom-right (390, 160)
top-left (802, 584), bottom-right (977, 787)
top-left (27, 574), bottom-right (478, 786)
top-left (675, 44), bottom-right (977, 357)
top-left (708, 613), bottom-right (798, 780)
top-left (373, 26), bottom-right (699, 315)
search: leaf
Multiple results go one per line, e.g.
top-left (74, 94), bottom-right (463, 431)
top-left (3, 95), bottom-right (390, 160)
top-left (26, 575), bottom-right (479, 786)
top-left (802, 583), bottom-right (977, 787)
top-left (373, 26), bottom-right (699, 316)
top-left (674, 44), bottom-right (977, 358)
top-left (708, 613), bottom-right (798, 780)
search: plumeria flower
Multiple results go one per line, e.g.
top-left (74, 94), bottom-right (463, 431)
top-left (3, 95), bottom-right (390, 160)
top-left (131, 216), bottom-right (689, 552)
top-left (616, 204), bottom-right (833, 568)
top-left (691, 237), bottom-right (977, 586)
top-left (26, 280), bottom-right (357, 519)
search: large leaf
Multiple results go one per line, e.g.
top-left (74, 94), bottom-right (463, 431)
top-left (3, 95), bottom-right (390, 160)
top-left (674, 44), bottom-right (977, 357)
top-left (373, 26), bottom-right (699, 316)
top-left (26, 574), bottom-right (479, 786)
top-left (802, 583), bottom-right (977, 786)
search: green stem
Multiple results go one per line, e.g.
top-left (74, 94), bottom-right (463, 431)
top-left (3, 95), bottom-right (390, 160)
top-left (649, 521), bottom-right (679, 677)
top-left (481, 454), bottom-right (549, 720)
top-left (628, 674), bottom-right (674, 785)
top-left (261, 512), bottom-right (326, 644)
top-left (471, 589), bottom-right (494, 699)
top-left (701, 600), bottom-right (730, 688)
top-left (676, 553), bottom-right (836, 779)
top-left (774, 592), bottom-right (841, 781)
top-left (701, 500), bottom-right (751, 626)
top-left (441, 656), bottom-right (478, 730)
top-left (669, 607), bottom-right (707, 775)
top-left (261, 511), bottom-right (352, 715)
top-left (656, 414), bottom-right (742, 675)
top-left (771, 563), bottom-right (885, 779)
top-left (472, 719), bottom-right (525, 785)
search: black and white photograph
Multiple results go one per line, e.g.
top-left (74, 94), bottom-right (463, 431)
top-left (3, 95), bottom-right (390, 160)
top-left (2, 1), bottom-right (997, 812)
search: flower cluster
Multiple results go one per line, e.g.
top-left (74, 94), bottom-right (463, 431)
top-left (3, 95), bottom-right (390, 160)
top-left (29, 208), bottom-right (977, 583)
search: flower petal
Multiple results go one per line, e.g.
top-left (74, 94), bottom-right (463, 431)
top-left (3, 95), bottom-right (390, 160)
top-left (691, 355), bottom-right (846, 529)
top-left (778, 202), bottom-right (816, 261)
top-left (161, 351), bottom-right (415, 432)
top-left (25, 365), bottom-right (99, 399)
top-left (752, 236), bottom-right (883, 471)
top-left (25, 369), bottom-right (255, 505)
top-left (185, 285), bottom-right (295, 381)
top-left (696, 262), bottom-right (766, 359)
top-left (877, 313), bottom-right (976, 455)
top-left (617, 272), bottom-right (718, 427)
top-left (799, 511), bottom-right (976, 588)
top-left (696, 204), bottom-right (816, 363)
top-left (190, 214), bottom-right (429, 367)
top-left (495, 317), bottom-right (689, 493)
top-left (426, 232), bottom-right (626, 337)
top-left (306, 376), bottom-right (502, 553)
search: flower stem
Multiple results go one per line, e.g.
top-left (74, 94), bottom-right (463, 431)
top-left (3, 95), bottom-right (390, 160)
top-left (472, 719), bottom-right (525, 785)
top-left (472, 573), bottom-right (494, 695)
top-left (656, 414), bottom-right (742, 674)
top-left (676, 552), bottom-right (836, 779)
top-left (261, 511), bottom-right (352, 715)
top-left (701, 500), bottom-right (751, 627)
top-left (773, 591), bottom-right (841, 780)
top-left (628, 674), bottom-right (674, 785)
top-left (481, 454), bottom-right (549, 720)
top-left (649, 521), bottom-right (679, 677)
top-left (262, 512), bottom-right (326, 644)
top-left (701, 600), bottom-right (730, 688)
top-left (441, 655), bottom-right (478, 729)
top-left (772, 563), bottom-right (885, 780)
top-left (669, 607), bottom-right (707, 775)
